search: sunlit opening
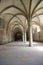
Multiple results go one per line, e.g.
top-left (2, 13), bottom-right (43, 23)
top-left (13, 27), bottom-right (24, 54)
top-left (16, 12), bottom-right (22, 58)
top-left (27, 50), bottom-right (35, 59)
top-left (37, 26), bottom-right (40, 32)
top-left (39, 15), bottom-right (43, 24)
top-left (32, 25), bottom-right (40, 33)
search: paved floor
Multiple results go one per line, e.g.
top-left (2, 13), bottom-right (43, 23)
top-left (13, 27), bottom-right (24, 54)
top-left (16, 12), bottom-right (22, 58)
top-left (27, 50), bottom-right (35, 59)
top-left (0, 42), bottom-right (43, 65)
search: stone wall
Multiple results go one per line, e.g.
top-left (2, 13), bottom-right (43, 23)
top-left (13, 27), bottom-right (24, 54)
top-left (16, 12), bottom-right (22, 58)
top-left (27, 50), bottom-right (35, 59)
top-left (0, 29), bottom-right (3, 44)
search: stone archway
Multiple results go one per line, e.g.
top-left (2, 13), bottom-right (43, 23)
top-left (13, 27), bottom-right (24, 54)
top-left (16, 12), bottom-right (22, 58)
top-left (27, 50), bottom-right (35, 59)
top-left (13, 30), bottom-right (23, 41)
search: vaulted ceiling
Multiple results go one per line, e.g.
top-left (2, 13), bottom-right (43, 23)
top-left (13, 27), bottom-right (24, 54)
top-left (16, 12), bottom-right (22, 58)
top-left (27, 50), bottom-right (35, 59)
top-left (0, 0), bottom-right (43, 33)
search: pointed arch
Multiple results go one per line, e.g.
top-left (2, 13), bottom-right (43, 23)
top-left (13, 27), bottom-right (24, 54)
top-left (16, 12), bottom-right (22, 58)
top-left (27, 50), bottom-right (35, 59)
top-left (5, 13), bottom-right (25, 34)
top-left (5, 13), bottom-right (24, 32)
top-left (9, 21), bottom-right (24, 29)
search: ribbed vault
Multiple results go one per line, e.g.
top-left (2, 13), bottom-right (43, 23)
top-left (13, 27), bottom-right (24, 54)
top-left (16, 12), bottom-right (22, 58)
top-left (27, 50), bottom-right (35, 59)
top-left (0, 0), bottom-right (43, 46)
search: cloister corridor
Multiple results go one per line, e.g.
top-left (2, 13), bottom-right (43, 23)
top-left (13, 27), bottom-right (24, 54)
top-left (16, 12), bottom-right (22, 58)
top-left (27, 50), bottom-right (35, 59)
top-left (0, 0), bottom-right (43, 65)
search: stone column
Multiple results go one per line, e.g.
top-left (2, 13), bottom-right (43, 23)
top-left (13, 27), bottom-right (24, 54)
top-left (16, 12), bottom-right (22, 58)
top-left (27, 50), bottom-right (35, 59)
top-left (29, 24), bottom-right (33, 46)
top-left (23, 30), bottom-right (26, 43)
top-left (27, 0), bottom-right (33, 46)
top-left (7, 29), bottom-right (12, 42)
top-left (28, 18), bottom-right (33, 47)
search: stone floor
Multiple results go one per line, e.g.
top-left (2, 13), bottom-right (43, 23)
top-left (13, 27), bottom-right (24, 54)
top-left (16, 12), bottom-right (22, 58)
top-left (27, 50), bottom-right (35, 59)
top-left (0, 41), bottom-right (43, 65)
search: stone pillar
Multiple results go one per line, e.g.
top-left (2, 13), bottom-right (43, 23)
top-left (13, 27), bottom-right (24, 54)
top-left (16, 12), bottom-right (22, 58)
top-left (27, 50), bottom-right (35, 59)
top-left (29, 24), bottom-right (33, 46)
top-left (28, 18), bottom-right (33, 47)
top-left (7, 29), bottom-right (12, 42)
top-left (23, 30), bottom-right (26, 43)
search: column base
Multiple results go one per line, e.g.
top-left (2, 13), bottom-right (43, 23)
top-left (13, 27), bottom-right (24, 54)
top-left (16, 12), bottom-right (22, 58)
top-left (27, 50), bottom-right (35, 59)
top-left (29, 42), bottom-right (32, 47)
